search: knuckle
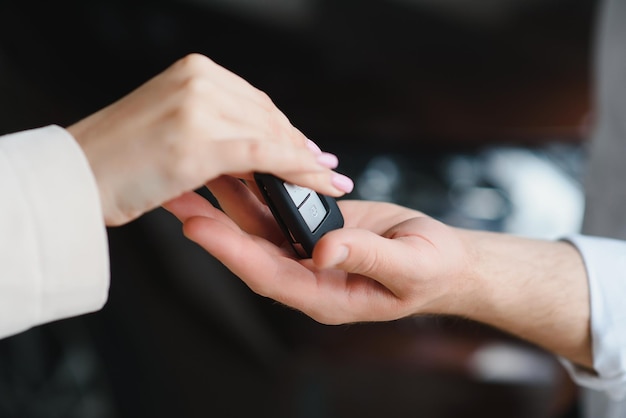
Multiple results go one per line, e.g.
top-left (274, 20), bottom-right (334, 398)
top-left (242, 140), bottom-right (268, 167)
top-left (180, 74), bottom-right (210, 98)
top-left (266, 112), bottom-right (290, 141)
top-left (176, 53), bottom-right (212, 75)
top-left (256, 90), bottom-right (273, 108)
top-left (177, 78), bottom-right (218, 115)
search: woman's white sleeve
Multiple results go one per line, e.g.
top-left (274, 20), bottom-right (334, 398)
top-left (0, 125), bottom-right (109, 339)
top-left (560, 235), bottom-right (626, 400)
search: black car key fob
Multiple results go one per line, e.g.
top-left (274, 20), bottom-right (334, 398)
top-left (254, 173), bottom-right (344, 258)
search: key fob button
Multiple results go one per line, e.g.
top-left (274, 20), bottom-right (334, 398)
top-left (298, 192), bottom-right (327, 232)
top-left (283, 182), bottom-right (310, 207)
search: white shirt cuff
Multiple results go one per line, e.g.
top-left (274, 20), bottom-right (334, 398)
top-left (560, 234), bottom-right (626, 400)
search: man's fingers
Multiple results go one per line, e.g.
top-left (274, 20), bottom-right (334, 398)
top-left (182, 215), bottom-right (315, 300)
top-left (206, 176), bottom-right (284, 243)
top-left (313, 227), bottom-right (422, 297)
top-left (163, 191), bottom-right (220, 223)
top-left (337, 200), bottom-right (422, 232)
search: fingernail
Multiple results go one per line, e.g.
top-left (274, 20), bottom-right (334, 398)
top-left (317, 152), bottom-right (339, 169)
top-left (329, 245), bottom-right (349, 266)
top-left (331, 172), bottom-right (354, 193)
top-left (306, 139), bottom-right (322, 155)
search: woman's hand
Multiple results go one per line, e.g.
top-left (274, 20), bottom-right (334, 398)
top-left (68, 53), bottom-right (352, 226)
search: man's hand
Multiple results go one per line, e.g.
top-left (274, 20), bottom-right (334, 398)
top-left (165, 175), bottom-right (592, 369)
top-left (165, 175), bottom-right (472, 324)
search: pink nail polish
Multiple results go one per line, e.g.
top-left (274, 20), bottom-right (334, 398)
top-left (317, 152), bottom-right (339, 169)
top-left (332, 173), bottom-right (354, 194)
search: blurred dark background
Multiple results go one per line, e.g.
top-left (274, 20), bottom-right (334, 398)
top-left (0, 0), bottom-right (595, 417)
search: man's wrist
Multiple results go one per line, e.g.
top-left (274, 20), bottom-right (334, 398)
top-left (450, 229), bottom-right (592, 368)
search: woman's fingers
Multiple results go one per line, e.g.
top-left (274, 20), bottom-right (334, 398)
top-left (207, 139), bottom-right (352, 196)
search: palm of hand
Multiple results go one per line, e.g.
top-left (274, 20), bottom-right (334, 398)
top-left (165, 178), bottom-right (468, 325)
